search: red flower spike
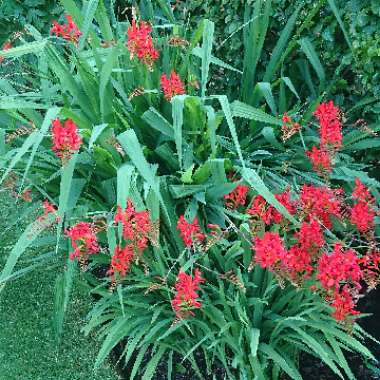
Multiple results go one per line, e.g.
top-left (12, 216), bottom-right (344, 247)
top-left (299, 185), bottom-right (341, 229)
top-left (283, 245), bottom-right (313, 281)
top-left (295, 219), bottom-right (325, 254)
top-left (352, 178), bottom-right (374, 203)
top-left (177, 215), bottom-right (205, 247)
top-left (317, 244), bottom-right (362, 292)
top-left (160, 70), bottom-right (186, 101)
top-left (65, 222), bottom-right (99, 261)
top-left (108, 245), bottom-right (135, 278)
top-left (172, 269), bottom-right (204, 318)
top-left (314, 101), bottom-right (343, 150)
top-left (50, 15), bottom-right (82, 44)
top-left (0, 41), bottom-right (12, 64)
top-left (127, 20), bottom-right (159, 68)
top-left (114, 199), bottom-right (152, 253)
top-left (253, 232), bottom-right (287, 270)
top-left (350, 201), bottom-right (375, 233)
top-left (331, 286), bottom-right (360, 321)
top-left (51, 118), bottom-right (82, 162)
top-left (306, 146), bottom-right (332, 174)
top-left (248, 191), bottom-right (295, 225)
top-left (350, 179), bottom-right (375, 233)
top-left (224, 184), bottom-right (249, 209)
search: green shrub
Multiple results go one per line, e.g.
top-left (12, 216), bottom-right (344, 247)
top-left (0, 0), bottom-right (62, 44)
top-left (0, 1), bottom-right (379, 379)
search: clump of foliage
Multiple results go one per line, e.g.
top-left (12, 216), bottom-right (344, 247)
top-left (0, 0), bottom-right (379, 379)
top-left (0, 0), bottom-right (62, 44)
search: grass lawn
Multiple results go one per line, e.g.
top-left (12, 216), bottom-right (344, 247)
top-left (0, 192), bottom-right (119, 380)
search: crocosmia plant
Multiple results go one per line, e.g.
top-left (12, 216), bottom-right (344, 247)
top-left (0, 1), bottom-right (379, 379)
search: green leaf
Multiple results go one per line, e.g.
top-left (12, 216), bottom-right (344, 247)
top-left (0, 40), bottom-right (48, 59)
top-left (263, 4), bottom-right (302, 81)
top-left (172, 96), bottom-right (185, 169)
top-left (117, 164), bottom-right (134, 208)
top-left (141, 346), bottom-right (167, 380)
top-left (257, 82), bottom-right (277, 115)
top-left (100, 47), bottom-right (118, 119)
top-left (95, 0), bottom-right (114, 41)
top-left (117, 130), bottom-right (169, 222)
top-left (230, 101), bottom-right (283, 126)
top-left (79, 0), bottom-right (100, 50)
top-left (0, 131), bottom-right (39, 186)
top-left (54, 256), bottom-right (76, 341)
top-left (250, 328), bottom-right (260, 357)
top-left (192, 47), bottom-right (242, 74)
top-left (142, 107), bottom-right (174, 140)
top-left (200, 19), bottom-right (215, 98)
top-left (327, 0), bottom-right (352, 51)
top-left (89, 123), bottom-right (108, 150)
top-left (20, 107), bottom-right (61, 190)
top-left (299, 38), bottom-right (325, 83)
top-left (0, 213), bottom-right (56, 292)
top-left (260, 343), bottom-right (302, 380)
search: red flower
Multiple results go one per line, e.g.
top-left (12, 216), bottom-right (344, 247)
top-left (127, 20), bottom-right (159, 68)
top-left (160, 70), bottom-right (186, 101)
top-left (306, 146), bottom-right (332, 174)
top-left (352, 178), bottom-right (373, 203)
top-left (299, 185), bottom-right (341, 229)
top-left (317, 244), bottom-right (362, 292)
top-left (172, 269), bottom-right (204, 318)
top-left (114, 199), bottom-right (152, 252)
top-left (0, 41), bottom-right (12, 64)
top-left (108, 245), bottom-right (135, 278)
top-left (65, 222), bottom-right (99, 261)
top-left (283, 245), bottom-right (313, 281)
top-left (295, 219), bottom-right (325, 254)
top-left (314, 101), bottom-right (342, 150)
top-left (350, 201), bottom-right (375, 233)
top-left (224, 184), bottom-right (249, 209)
top-left (331, 286), bottom-right (360, 321)
top-left (253, 232), bottom-right (287, 270)
top-left (248, 191), bottom-right (295, 225)
top-left (50, 15), bottom-right (82, 44)
top-left (51, 118), bottom-right (82, 162)
top-left (350, 179), bottom-right (375, 233)
top-left (177, 215), bottom-right (205, 247)
top-left (39, 200), bottom-right (60, 222)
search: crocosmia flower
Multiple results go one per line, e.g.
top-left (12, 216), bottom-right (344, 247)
top-left (50, 15), bottom-right (82, 44)
top-left (314, 101), bottom-right (342, 150)
top-left (177, 215), bottom-right (205, 247)
top-left (224, 184), bottom-right (249, 209)
top-left (114, 199), bottom-right (152, 253)
top-left (172, 269), bottom-right (204, 318)
top-left (51, 118), bottom-right (82, 162)
top-left (253, 232), bottom-right (287, 270)
top-left (0, 41), bottom-right (12, 64)
top-left (306, 146), bottom-right (332, 174)
top-left (108, 245), bottom-right (135, 278)
top-left (127, 20), bottom-right (159, 68)
top-left (160, 70), bottom-right (186, 101)
top-left (65, 222), bottom-right (99, 261)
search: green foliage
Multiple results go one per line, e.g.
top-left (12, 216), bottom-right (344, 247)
top-left (0, 0), bottom-right (62, 44)
top-left (0, 0), bottom-right (379, 378)
top-left (174, 0), bottom-right (380, 122)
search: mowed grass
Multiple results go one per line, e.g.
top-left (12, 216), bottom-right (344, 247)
top-left (0, 192), bottom-right (119, 380)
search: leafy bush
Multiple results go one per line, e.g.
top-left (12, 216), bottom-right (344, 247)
top-left (0, 0), bottom-right (62, 44)
top-left (174, 0), bottom-right (380, 121)
top-left (0, 0), bottom-right (379, 379)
